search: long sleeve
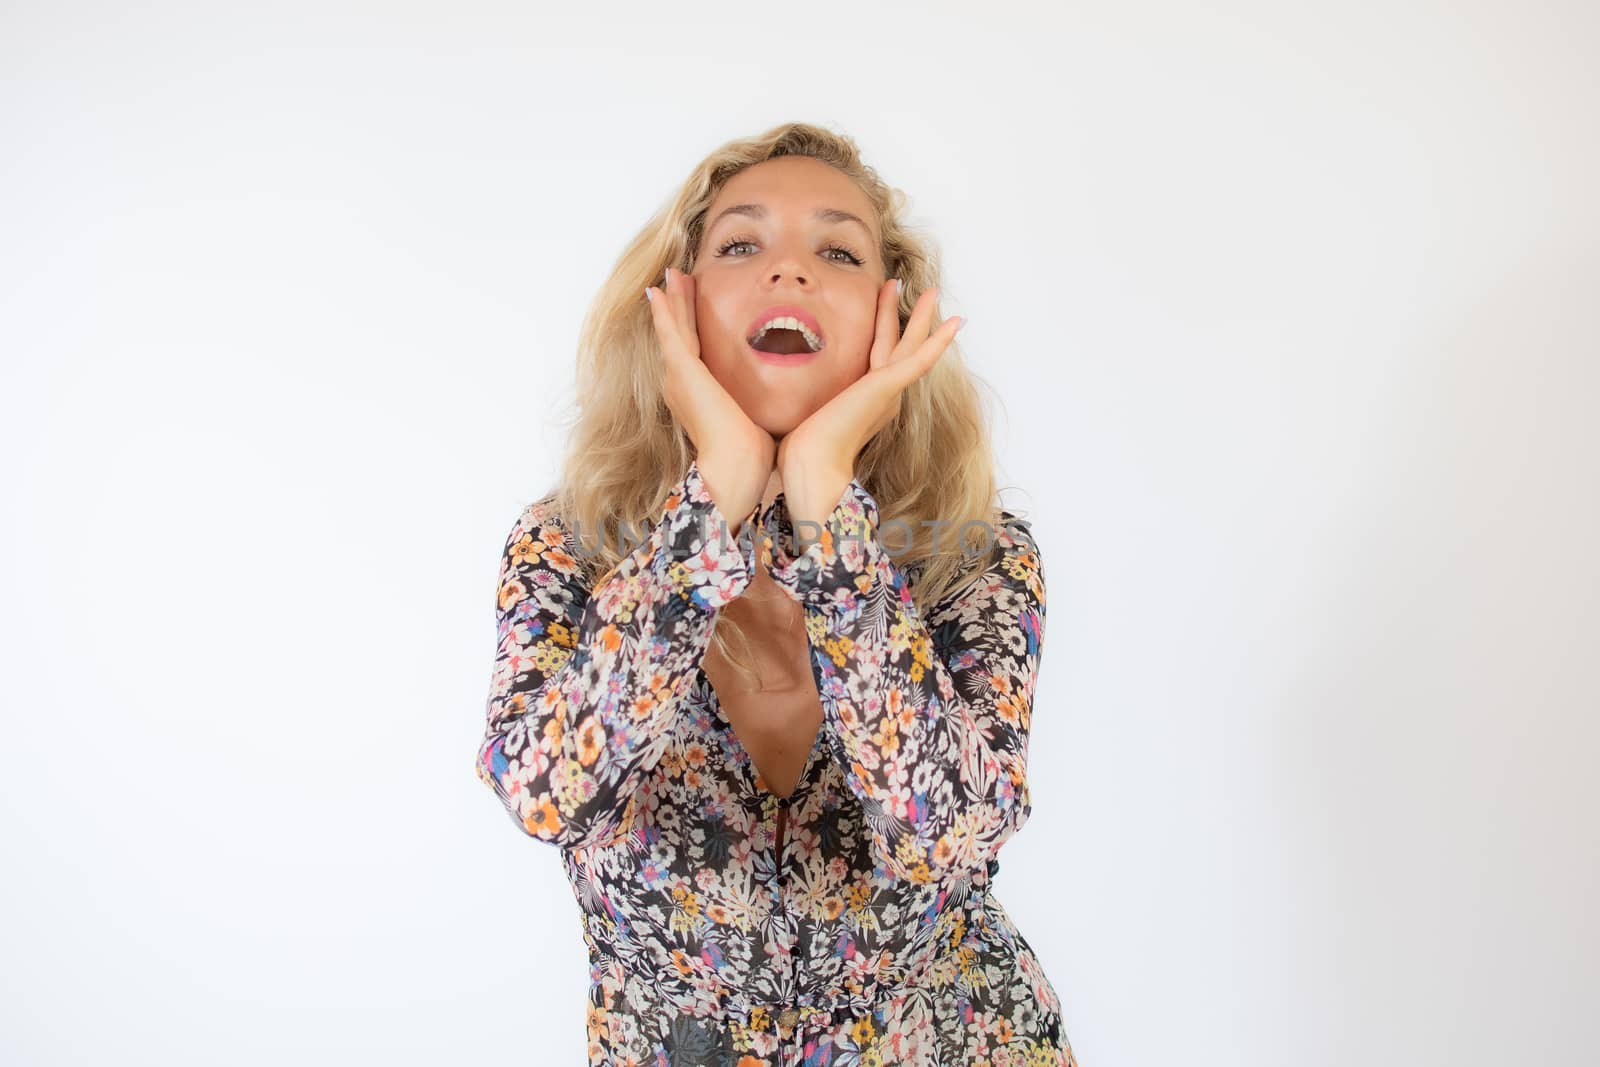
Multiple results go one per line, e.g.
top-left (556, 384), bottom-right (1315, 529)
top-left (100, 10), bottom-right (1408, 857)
top-left (475, 458), bottom-right (761, 851)
top-left (758, 480), bottom-right (1047, 884)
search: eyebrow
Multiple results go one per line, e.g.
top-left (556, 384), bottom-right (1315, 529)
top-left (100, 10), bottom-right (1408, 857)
top-left (707, 202), bottom-right (874, 240)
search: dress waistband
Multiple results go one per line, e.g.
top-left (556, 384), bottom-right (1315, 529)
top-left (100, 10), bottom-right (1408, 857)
top-left (591, 955), bottom-right (940, 1045)
top-left (587, 860), bottom-right (1000, 1037)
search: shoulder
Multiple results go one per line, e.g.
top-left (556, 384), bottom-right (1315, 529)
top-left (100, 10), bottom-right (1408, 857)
top-left (919, 508), bottom-right (1044, 623)
top-left (495, 494), bottom-right (593, 617)
top-left (965, 508), bottom-right (1045, 611)
top-left (500, 492), bottom-right (589, 576)
top-left (945, 508), bottom-right (1040, 586)
top-left (993, 510), bottom-right (1043, 582)
top-left (994, 509), bottom-right (1038, 551)
top-left (505, 491), bottom-right (572, 547)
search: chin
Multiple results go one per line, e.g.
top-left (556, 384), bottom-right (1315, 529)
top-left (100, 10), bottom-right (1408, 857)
top-left (751, 408), bottom-right (806, 438)
top-left (716, 379), bottom-right (815, 438)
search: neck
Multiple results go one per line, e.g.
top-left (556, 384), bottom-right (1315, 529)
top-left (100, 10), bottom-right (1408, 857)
top-left (760, 466), bottom-right (783, 511)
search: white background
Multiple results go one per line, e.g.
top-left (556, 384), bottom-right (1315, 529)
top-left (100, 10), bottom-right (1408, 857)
top-left (2, 2), bottom-right (1595, 1064)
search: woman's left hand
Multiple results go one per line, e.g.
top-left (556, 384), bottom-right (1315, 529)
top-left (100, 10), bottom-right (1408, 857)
top-left (776, 278), bottom-right (965, 527)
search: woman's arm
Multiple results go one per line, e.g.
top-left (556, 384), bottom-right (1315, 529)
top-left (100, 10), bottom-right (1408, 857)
top-left (761, 482), bottom-right (1046, 884)
top-left (475, 458), bottom-right (759, 851)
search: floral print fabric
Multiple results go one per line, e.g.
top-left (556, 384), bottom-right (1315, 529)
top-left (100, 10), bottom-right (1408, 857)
top-left (476, 459), bottom-right (1078, 1066)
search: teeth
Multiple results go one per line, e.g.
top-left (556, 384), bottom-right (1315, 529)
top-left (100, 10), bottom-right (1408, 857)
top-left (751, 316), bottom-right (823, 351)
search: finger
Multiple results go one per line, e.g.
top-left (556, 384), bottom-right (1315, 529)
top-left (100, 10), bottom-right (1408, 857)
top-left (678, 270), bottom-right (698, 337)
top-left (886, 312), bottom-right (961, 389)
top-left (868, 277), bottom-right (901, 371)
top-left (917, 313), bottom-right (962, 373)
top-left (661, 266), bottom-right (703, 359)
top-left (897, 285), bottom-right (941, 360)
top-left (647, 276), bottom-right (687, 361)
top-left (664, 265), bottom-right (688, 322)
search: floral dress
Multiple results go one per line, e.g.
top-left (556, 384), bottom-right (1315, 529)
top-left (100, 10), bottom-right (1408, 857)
top-left (475, 459), bottom-right (1079, 1067)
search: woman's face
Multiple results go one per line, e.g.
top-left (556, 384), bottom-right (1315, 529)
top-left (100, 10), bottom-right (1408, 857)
top-left (691, 155), bottom-right (888, 437)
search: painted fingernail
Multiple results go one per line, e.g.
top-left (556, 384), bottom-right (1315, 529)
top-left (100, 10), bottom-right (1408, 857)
top-left (895, 278), bottom-right (903, 294)
top-left (956, 316), bottom-right (968, 332)
top-left (664, 266), bottom-right (671, 285)
top-left (645, 287), bottom-right (655, 302)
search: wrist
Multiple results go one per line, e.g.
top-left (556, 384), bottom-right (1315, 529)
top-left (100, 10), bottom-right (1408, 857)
top-left (694, 449), bottom-right (772, 538)
top-left (778, 462), bottom-right (854, 534)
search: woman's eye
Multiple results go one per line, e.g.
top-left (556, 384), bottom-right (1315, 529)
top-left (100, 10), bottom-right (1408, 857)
top-left (714, 238), bottom-right (864, 267)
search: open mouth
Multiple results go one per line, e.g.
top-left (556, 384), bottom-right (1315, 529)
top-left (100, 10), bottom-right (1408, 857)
top-left (747, 315), bottom-right (825, 355)
top-left (748, 326), bottom-right (821, 355)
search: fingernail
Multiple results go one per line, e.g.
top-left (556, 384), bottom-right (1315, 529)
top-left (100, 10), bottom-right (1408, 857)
top-left (664, 266), bottom-right (671, 285)
top-left (895, 278), bottom-right (903, 294)
top-left (645, 287), bottom-right (654, 302)
top-left (956, 316), bottom-right (968, 332)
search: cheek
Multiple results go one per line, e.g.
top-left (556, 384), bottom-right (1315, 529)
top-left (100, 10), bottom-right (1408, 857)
top-left (692, 287), bottom-right (742, 365)
top-left (839, 338), bottom-right (871, 379)
top-left (839, 306), bottom-right (879, 371)
top-left (698, 333), bottom-right (743, 390)
top-left (818, 336), bottom-right (870, 396)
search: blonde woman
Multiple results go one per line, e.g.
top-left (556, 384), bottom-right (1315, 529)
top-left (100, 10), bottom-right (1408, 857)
top-left (475, 121), bottom-right (1078, 1067)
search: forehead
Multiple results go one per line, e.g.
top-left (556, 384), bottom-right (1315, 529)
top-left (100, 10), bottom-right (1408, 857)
top-left (706, 156), bottom-right (877, 235)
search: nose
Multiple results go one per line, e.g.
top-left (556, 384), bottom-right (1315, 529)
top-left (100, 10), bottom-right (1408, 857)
top-left (766, 243), bottom-right (812, 288)
top-left (764, 268), bottom-right (806, 294)
top-left (767, 265), bottom-right (809, 287)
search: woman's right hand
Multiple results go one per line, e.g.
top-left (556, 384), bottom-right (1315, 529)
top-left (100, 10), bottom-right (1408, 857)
top-left (646, 266), bottom-right (776, 537)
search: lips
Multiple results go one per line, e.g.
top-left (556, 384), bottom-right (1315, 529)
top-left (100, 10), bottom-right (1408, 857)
top-left (745, 304), bottom-right (825, 347)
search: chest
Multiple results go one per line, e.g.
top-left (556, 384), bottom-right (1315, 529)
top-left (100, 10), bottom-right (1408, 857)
top-left (702, 622), bottom-right (820, 773)
top-left (712, 669), bottom-right (827, 882)
top-left (709, 680), bottom-right (824, 796)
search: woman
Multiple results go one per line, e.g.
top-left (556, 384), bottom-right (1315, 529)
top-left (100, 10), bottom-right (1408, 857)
top-left (475, 122), bottom-right (1078, 1067)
